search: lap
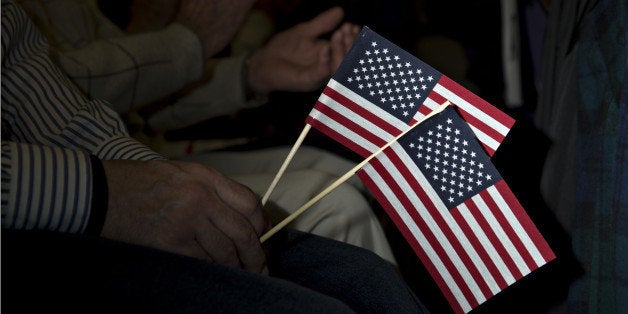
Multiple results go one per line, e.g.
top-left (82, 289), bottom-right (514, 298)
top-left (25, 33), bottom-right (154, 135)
top-left (2, 229), bottom-right (426, 313)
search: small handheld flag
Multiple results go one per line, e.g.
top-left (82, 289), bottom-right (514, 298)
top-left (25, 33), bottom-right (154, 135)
top-left (358, 106), bottom-right (555, 313)
top-left (306, 27), bottom-right (514, 158)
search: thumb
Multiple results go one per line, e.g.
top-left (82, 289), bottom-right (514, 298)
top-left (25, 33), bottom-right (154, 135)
top-left (298, 6), bottom-right (345, 38)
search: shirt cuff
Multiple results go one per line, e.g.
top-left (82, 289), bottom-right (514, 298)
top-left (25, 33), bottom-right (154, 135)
top-left (84, 155), bottom-right (108, 235)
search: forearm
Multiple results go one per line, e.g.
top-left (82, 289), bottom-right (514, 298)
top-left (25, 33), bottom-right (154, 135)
top-left (53, 23), bottom-right (205, 114)
top-left (146, 55), bottom-right (266, 132)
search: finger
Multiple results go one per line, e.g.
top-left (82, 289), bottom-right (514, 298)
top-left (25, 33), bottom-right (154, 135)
top-left (298, 6), bottom-right (344, 38)
top-left (330, 29), bottom-right (345, 71)
top-left (208, 170), bottom-right (267, 236)
top-left (343, 23), bottom-right (360, 53)
top-left (194, 217), bottom-right (242, 268)
top-left (205, 194), bottom-right (267, 273)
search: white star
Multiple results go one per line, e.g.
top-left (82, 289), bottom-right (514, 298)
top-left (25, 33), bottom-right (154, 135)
top-left (428, 76), bottom-right (434, 81)
top-left (371, 41), bottom-right (378, 47)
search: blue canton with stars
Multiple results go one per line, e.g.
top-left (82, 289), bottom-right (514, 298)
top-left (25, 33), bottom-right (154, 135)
top-left (332, 27), bottom-right (443, 124)
top-left (397, 106), bottom-right (502, 209)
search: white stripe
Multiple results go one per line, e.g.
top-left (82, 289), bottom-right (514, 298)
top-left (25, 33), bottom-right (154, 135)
top-left (318, 92), bottom-right (396, 144)
top-left (59, 151), bottom-right (79, 232)
top-left (327, 79), bottom-right (408, 131)
top-left (457, 203), bottom-right (516, 285)
top-left (71, 152), bottom-right (90, 233)
top-left (468, 125), bottom-right (500, 152)
top-left (25, 145), bottom-right (43, 229)
top-left (16, 143), bottom-right (32, 229)
top-left (50, 149), bottom-right (66, 230)
top-left (471, 194), bottom-right (531, 275)
top-left (433, 84), bottom-right (510, 136)
top-left (362, 162), bottom-right (472, 313)
top-left (41, 146), bottom-right (55, 229)
top-left (308, 108), bottom-right (380, 153)
top-left (487, 186), bottom-right (547, 266)
top-left (391, 144), bottom-right (501, 297)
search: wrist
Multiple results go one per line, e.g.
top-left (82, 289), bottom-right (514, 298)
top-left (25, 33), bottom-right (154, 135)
top-left (243, 52), bottom-right (270, 101)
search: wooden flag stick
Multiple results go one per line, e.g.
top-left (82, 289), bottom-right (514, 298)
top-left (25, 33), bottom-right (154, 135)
top-left (260, 101), bottom-right (450, 243)
top-left (261, 124), bottom-right (311, 206)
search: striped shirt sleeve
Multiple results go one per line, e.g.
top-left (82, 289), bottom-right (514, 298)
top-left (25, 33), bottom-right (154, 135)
top-left (1, 142), bottom-right (92, 233)
top-left (1, 0), bottom-right (165, 233)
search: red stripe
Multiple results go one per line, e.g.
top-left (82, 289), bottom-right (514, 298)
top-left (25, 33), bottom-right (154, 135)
top-left (438, 76), bottom-right (515, 129)
top-left (479, 183), bottom-right (538, 272)
top-left (383, 149), bottom-right (492, 304)
top-left (307, 100), bottom-right (387, 156)
top-left (412, 92), bottom-right (446, 123)
top-left (358, 162), bottom-right (467, 314)
top-left (494, 181), bottom-right (556, 263)
top-left (461, 197), bottom-right (524, 280)
top-left (450, 208), bottom-right (509, 291)
top-left (323, 86), bottom-right (403, 136)
top-left (305, 115), bottom-right (371, 157)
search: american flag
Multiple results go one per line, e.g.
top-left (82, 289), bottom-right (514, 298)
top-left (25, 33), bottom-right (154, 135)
top-left (357, 106), bottom-right (555, 314)
top-left (306, 27), bottom-right (514, 158)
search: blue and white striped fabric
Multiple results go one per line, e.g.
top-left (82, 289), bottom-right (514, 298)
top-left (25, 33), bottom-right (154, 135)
top-left (1, 0), bottom-right (164, 233)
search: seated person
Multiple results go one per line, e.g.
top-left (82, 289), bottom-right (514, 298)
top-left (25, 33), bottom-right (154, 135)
top-left (1, 1), bottom-right (427, 312)
top-left (15, 0), bottom-right (397, 264)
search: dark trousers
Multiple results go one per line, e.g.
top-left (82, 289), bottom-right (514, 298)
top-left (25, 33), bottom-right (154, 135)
top-left (2, 228), bottom-right (428, 313)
